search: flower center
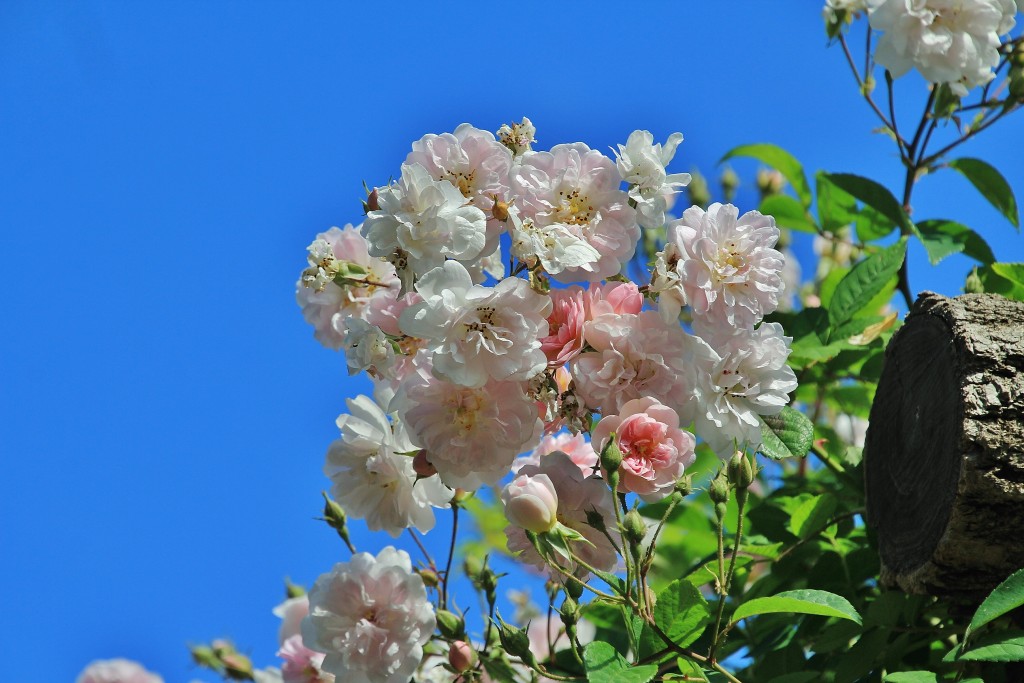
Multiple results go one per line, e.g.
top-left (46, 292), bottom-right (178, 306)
top-left (446, 169), bottom-right (476, 197)
top-left (555, 188), bottom-right (595, 226)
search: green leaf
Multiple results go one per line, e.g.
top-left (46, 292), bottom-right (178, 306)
top-left (758, 406), bottom-right (814, 460)
top-left (583, 641), bottom-right (659, 683)
top-left (882, 673), bottom-right (938, 683)
top-left (948, 157), bottom-right (1020, 229)
top-left (638, 579), bottom-right (711, 660)
top-left (817, 171), bottom-right (859, 233)
top-left (787, 493), bottom-right (838, 540)
top-left (856, 203), bottom-right (899, 242)
top-left (731, 589), bottom-right (862, 625)
top-left (824, 172), bottom-right (914, 234)
top-left (828, 239), bottom-right (907, 330)
top-left (481, 655), bottom-right (522, 683)
top-left (959, 630), bottom-right (1024, 662)
top-left (721, 143), bottom-right (812, 207)
top-left (915, 219), bottom-right (995, 265)
top-left (967, 567), bottom-right (1024, 637)
top-left (976, 263), bottom-right (1024, 301)
top-left (759, 194), bottom-right (819, 234)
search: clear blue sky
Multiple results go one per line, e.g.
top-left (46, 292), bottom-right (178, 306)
top-left (2, 3), bottom-right (1022, 682)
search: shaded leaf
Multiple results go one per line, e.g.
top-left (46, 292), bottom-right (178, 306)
top-left (787, 493), bottom-right (837, 540)
top-left (882, 673), bottom-right (938, 683)
top-left (721, 143), bottom-right (812, 206)
top-left (758, 406), bottom-right (814, 460)
top-left (638, 579), bottom-right (711, 660)
top-left (760, 194), bottom-right (818, 234)
top-left (915, 219), bottom-right (995, 265)
top-left (959, 630), bottom-right (1024, 662)
top-left (967, 567), bottom-right (1024, 637)
top-left (824, 172), bottom-right (913, 234)
top-left (583, 641), bottom-right (658, 683)
top-left (948, 157), bottom-right (1020, 229)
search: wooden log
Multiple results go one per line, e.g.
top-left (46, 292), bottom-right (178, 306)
top-left (865, 291), bottom-right (1024, 598)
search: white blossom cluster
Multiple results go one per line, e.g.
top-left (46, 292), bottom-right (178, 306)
top-left (290, 118), bottom-right (800, 681)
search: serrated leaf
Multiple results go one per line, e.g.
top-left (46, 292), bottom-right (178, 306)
top-left (828, 239), bottom-right (907, 330)
top-left (583, 641), bottom-right (658, 683)
top-left (758, 406), bottom-right (814, 460)
top-left (481, 655), bottom-right (522, 683)
top-left (787, 493), bottom-right (838, 540)
top-left (959, 631), bottom-right (1024, 662)
top-left (638, 579), bottom-right (711, 660)
top-left (915, 219), bottom-right (995, 265)
top-left (721, 143), bottom-right (812, 206)
top-left (824, 172), bottom-right (914, 234)
top-left (882, 673), bottom-right (938, 683)
top-left (759, 194), bottom-right (819, 234)
top-left (948, 157), bottom-right (1020, 229)
top-left (732, 589), bottom-right (862, 625)
top-left (967, 567), bottom-right (1024, 637)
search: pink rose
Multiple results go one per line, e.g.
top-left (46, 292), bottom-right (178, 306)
top-left (592, 397), bottom-right (695, 502)
top-left (540, 287), bottom-right (586, 367)
top-left (501, 473), bottom-right (559, 533)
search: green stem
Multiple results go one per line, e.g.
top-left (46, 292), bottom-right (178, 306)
top-left (709, 490), bottom-right (748, 663)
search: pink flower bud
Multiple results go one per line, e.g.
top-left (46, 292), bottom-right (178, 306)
top-left (448, 640), bottom-right (477, 673)
top-left (501, 473), bottom-right (559, 533)
top-left (412, 450), bottom-right (437, 478)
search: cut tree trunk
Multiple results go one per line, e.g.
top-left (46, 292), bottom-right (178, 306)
top-left (865, 291), bottom-right (1024, 599)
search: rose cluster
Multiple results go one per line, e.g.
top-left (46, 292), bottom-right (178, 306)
top-left (293, 118), bottom-right (798, 681)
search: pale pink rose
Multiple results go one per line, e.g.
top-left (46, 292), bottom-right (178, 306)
top-left (502, 473), bottom-right (559, 533)
top-left (302, 547), bottom-right (435, 683)
top-left (505, 451), bottom-right (619, 577)
top-left (540, 287), bottom-right (586, 367)
top-left (514, 432), bottom-right (598, 476)
top-left (573, 311), bottom-right (694, 417)
top-left (76, 660), bottom-right (163, 683)
top-left (279, 634), bottom-right (334, 683)
top-left (406, 123), bottom-right (514, 254)
top-left (296, 225), bottom-right (400, 350)
top-left (400, 374), bottom-right (543, 490)
top-left (585, 281), bottom-right (644, 319)
top-left (658, 203), bottom-right (785, 330)
top-left (512, 143), bottom-right (639, 283)
top-left (274, 595), bottom-right (310, 644)
top-left (447, 641), bottom-right (476, 673)
top-left (592, 397), bottom-right (696, 502)
top-left (364, 291), bottom-right (423, 337)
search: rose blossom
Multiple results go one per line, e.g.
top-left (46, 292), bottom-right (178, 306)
top-left (279, 635), bottom-right (334, 683)
top-left (613, 130), bottom-right (691, 229)
top-left (501, 472), bottom-right (559, 533)
top-left (687, 323), bottom-right (799, 456)
top-left (274, 595), bottom-right (310, 644)
top-left (362, 163), bottom-right (488, 289)
top-left (296, 225), bottom-right (400, 350)
top-left (585, 280), bottom-right (644, 318)
top-left (76, 660), bottom-right (163, 683)
top-left (591, 397), bottom-right (696, 502)
top-left (398, 260), bottom-right (551, 387)
top-left (869, 0), bottom-right (1017, 96)
top-left (512, 142), bottom-right (639, 282)
top-left (302, 546), bottom-right (435, 683)
top-left (514, 431), bottom-right (598, 476)
top-left (573, 310), bottom-right (693, 416)
top-left (324, 395), bottom-right (451, 537)
top-left (655, 203), bottom-right (785, 330)
top-left (505, 451), bottom-right (619, 577)
top-left (540, 287), bottom-right (586, 367)
top-left (399, 374), bottom-right (543, 490)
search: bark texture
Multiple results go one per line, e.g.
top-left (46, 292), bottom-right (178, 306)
top-left (865, 291), bottom-right (1024, 598)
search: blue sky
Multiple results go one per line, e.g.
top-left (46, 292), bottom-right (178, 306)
top-left (2, 2), bottom-right (1022, 682)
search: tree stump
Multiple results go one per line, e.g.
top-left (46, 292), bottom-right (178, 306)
top-left (865, 291), bottom-right (1024, 599)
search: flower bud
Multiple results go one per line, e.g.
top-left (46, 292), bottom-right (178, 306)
top-left (417, 567), bottom-right (440, 589)
top-left (496, 616), bottom-right (535, 665)
top-left (1012, 42), bottom-right (1024, 68)
top-left (623, 509), bottom-right (647, 546)
top-left (675, 474), bottom-right (694, 497)
top-left (448, 640), bottom-right (477, 673)
top-left (362, 187), bottom-right (379, 214)
top-left (932, 83), bottom-right (960, 120)
top-left (709, 470), bottom-right (730, 505)
top-left (727, 451), bottom-right (755, 490)
top-left (560, 595), bottom-right (580, 625)
top-left (501, 474), bottom-right (559, 534)
top-left (565, 578), bottom-right (584, 601)
top-left (221, 652), bottom-right (254, 681)
top-left (284, 577), bottom-right (305, 599)
top-left (720, 166), bottom-right (739, 203)
top-left (319, 491), bottom-right (353, 548)
top-left (436, 610), bottom-right (466, 640)
top-left (463, 555), bottom-right (484, 582)
top-left (965, 267), bottom-right (985, 294)
top-left (412, 450), bottom-right (437, 478)
top-left (1010, 68), bottom-right (1024, 102)
top-left (190, 645), bottom-right (220, 670)
top-left (687, 170), bottom-right (710, 209)
top-left (756, 168), bottom-right (787, 198)
top-left (600, 434), bottom-right (623, 474)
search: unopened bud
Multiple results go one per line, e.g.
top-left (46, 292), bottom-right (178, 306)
top-left (453, 488), bottom-right (472, 505)
top-left (965, 267), bottom-right (985, 294)
top-left (190, 645), bottom-right (220, 670)
top-left (417, 567), bottom-right (440, 589)
top-left (496, 616), bottom-right (534, 665)
top-left (412, 450), bottom-right (437, 478)
top-left (709, 470), bottom-right (731, 506)
top-left (687, 171), bottom-right (710, 209)
top-left (565, 578), bottom-right (584, 601)
top-left (720, 166), bottom-right (739, 203)
top-left (728, 451), bottom-right (755, 490)
top-left (623, 509), bottom-right (647, 546)
top-left (362, 187), bottom-right (379, 213)
top-left (675, 475), bottom-right (694, 497)
top-left (600, 435), bottom-right (623, 475)
top-left (221, 652), bottom-right (254, 681)
top-left (284, 577), bottom-right (305, 599)
top-left (560, 596), bottom-right (580, 625)
top-left (932, 83), bottom-right (960, 119)
top-left (211, 640), bottom-right (235, 657)
top-left (448, 640), bottom-right (477, 673)
top-left (756, 168), bottom-right (787, 198)
top-left (463, 555), bottom-right (484, 581)
top-left (319, 491), bottom-right (353, 547)
top-left (1010, 69), bottom-right (1024, 102)
top-left (436, 610), bottom-right (466, 640)
top-left (1012, 42), bottom-right (1024, 68)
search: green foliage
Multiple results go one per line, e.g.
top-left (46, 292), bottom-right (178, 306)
top-left (947, 157), bottom-right (1020, 229)
top-left (637, 579), bottom-right (710, 660)
top-left (583, 641), bottom-right (659, 683)
top-left (827, 239), bottom-right (907, 332)
top-left (914, 219), bottom-right (995, 265)
top-left (721, 143), bottom-right (812, 206)
top-left (975, 262), bottom-right (1024, 300)
top-left (967, 567), bottom-right (1024, 638)
top-left (758, 407), bottom-right (814, 460)
top-left (731, 589), bottom-right (862, 625)
top-left (822, 172), bottom-right (914, 236)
